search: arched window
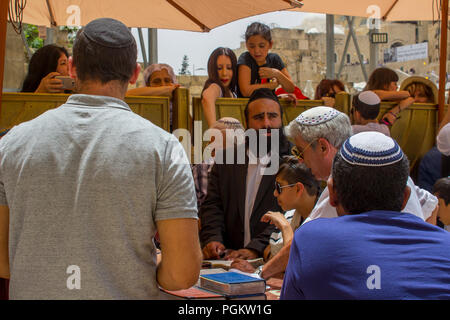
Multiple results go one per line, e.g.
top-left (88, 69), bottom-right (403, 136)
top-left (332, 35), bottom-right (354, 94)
top-left (391, 41), bottom-right (403, 49)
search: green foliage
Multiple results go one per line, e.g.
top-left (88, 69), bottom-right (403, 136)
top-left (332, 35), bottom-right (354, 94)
top-left (22, 24), bottom-right (80, 50)
top-left (60, 26), bottom-right (80, 47)
top-left (23, 24), bottom-right (43, 50)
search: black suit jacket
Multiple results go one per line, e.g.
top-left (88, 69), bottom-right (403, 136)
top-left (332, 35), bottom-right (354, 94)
top-left (199, 140), bottom-right (292, 256)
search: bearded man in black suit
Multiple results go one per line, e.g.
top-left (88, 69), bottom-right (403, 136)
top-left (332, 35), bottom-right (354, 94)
top-left (200, 88), bottom-right (292, 260)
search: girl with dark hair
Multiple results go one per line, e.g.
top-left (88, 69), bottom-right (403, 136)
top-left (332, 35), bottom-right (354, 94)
top-left (237, 22), bottom-right (295, 98)
top-left (230, 156), bottom-right (319, 279)
top-left (314, 79), bottom-right (346, 107)
top-left (201, 47), bottom-right (238, 127)
top-left (21, 44), bottom-right (70, 93)
top-left (364, 67), bottom-right (415, 126)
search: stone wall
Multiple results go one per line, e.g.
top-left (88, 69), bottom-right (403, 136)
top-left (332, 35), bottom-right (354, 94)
top-left (3, 24), bottom-right (26, 91)
top-left (176, 75), bottom-right (208, 97)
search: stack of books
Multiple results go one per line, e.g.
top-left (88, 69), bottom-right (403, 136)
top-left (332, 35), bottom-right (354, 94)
top-left (160, 270), bottom-right (267, 300)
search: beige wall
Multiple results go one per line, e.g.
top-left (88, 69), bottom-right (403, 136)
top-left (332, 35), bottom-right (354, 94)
top-left (3, 24), bottom-right (26, 91)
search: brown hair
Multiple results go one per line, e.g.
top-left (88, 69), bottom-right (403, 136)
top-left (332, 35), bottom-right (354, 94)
top-left (404, 82), bottom-right (434, 103)
top-left (314, 79), bottom-right (345, 100)
top-left (245, 22), bottom-right (272, 42)
top-left (202, 47), bottom-right (237, 98)
top-left (364, 67), bottom-right (399, 91)
top-left (73, 28), bottom-right (137, 85)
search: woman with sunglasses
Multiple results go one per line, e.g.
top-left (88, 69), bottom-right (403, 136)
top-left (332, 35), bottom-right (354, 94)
top-left (314, 79), bottom-right (345, 108)
top-left (231, 156), bottom-right (320, 279)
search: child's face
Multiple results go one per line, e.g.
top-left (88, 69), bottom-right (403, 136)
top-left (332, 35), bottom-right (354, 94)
top-left (438, 198), bottom-right (450, 225)
top-left (387, 81), bottom-right (398, 91)
top-left (216, 55), bottom-right (233, 89)
top-left (273, 177), bottom-right (298, 212)
top-left (412, 88), bottom-right (430, 103)
top-left (246, 35), bottom-right (272, 65)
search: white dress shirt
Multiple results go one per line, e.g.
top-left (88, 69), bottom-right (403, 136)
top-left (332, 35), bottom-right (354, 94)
top-left (304, 177), bottom-right (437, 224)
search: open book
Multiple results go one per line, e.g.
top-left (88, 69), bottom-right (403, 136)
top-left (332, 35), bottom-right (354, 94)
top-left (202, 258), bottom-right (263, 270)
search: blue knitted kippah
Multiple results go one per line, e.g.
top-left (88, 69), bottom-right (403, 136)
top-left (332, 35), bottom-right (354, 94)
top-left (340, 132), bottom-right (404, 166)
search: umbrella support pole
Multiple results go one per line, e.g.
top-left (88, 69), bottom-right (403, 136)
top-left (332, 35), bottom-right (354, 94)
top-left (148, 28), bottom-right (157, 65)
top-left (326, 14), bottom-right (335, 79)
top-left (0, 0), bottom-right (9, 112)
top-left (438, 0), bottom-right (449, 125)
top-left (337, 16), bottom-right (368, 82)
top-left (337, 17), bottom-right (353, 79)
top-left (137, 28), bottom-right (148, 69)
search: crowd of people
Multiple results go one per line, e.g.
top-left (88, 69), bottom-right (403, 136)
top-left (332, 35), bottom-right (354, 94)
top-left (0, 18), bottom-right (449, 300)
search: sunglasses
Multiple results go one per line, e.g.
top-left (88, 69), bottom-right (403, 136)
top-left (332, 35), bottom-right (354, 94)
top-left (291, 139), bottom-right (317, 160)
top-left (275, 181), bottom-right (297, 194)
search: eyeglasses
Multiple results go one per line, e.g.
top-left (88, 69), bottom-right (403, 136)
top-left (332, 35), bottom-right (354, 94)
top-left (291, 139), bottom-right (317, 160)
top-left (275, 181), bottom-right (297, 194)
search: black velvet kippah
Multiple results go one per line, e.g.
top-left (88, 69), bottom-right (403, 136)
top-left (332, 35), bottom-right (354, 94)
top-left (82, 18), bottom-right (134, 48)
top-left (247, 88), bottom-right (280, 106)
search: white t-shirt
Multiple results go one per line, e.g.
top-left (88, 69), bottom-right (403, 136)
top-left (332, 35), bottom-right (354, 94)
top-left (268, 210), bottom-right (299, 258)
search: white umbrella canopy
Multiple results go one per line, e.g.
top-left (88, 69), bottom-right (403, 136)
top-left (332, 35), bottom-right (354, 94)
top-left (289, 0), bottom-right (446, 21)
top-left (20, 0), bottom-right (302, 31)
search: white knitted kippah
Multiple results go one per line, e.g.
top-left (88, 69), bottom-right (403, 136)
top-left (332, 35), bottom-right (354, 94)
top-left (358, 91), bottom-right (380, 106)
top-left (340, 131), bottom-right (404, 166)
top-left (295, 106), bottom-right (340, 126)
top-left (437, 123), bottom-right (450, 156)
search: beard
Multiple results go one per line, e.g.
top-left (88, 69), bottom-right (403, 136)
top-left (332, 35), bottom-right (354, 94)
top-left (245, 127), bottom-right (289, 159)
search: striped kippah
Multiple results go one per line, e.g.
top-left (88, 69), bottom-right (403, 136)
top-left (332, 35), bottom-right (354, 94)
top-left (340, 131), bottom-right (404, 166)
top-left (295, 106), bottom-right (340, 126)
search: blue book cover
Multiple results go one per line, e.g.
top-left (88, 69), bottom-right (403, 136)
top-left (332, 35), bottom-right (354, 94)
top-left (199, 272), bottom-right (266, 296)
top-left (201, 272), bottom-right (262, 284)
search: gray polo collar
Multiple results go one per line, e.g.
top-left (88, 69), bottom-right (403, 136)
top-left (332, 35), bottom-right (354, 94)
top-left (65, 94), bottom-right (131, 112)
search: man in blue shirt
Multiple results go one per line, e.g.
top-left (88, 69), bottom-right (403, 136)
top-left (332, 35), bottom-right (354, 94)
top-left (281, 131), bottom-right (450, 299)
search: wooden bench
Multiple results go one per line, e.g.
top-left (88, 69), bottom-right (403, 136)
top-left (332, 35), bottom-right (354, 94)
top-left (378, 101), bottom-right (444, 172)
top-left (1, 92), bottom-right (174, 132)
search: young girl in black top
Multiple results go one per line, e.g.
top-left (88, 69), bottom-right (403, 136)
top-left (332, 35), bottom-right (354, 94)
top-left (237, 22), bottom-right (295, 97)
